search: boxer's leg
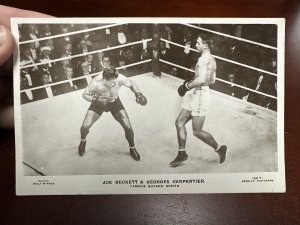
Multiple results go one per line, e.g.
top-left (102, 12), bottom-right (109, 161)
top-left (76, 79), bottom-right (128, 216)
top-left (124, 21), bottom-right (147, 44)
top-left (192, 116), bottom-right (227, 163)
top-left (78, 109), bottom-right (103, 156)
top-left (175, 108), bottom-right (192, 150)
top-left (170, 109), bottom-right (192, 167)
top-left (112, 109), bottom-right (140, 161)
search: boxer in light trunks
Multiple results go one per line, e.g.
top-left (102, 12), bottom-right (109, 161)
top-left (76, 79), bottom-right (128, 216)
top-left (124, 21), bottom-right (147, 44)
top-left (78, 66), bottom-right (147, 161)
top-left (170, 34), bottom-right (227, 167)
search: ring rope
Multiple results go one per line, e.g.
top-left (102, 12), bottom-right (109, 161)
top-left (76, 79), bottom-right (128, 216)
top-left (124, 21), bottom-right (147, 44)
top-left (19, 23), bottom-right (126, 45)
top-left (182, 23), bottom-right (277, 50)
top-left (20, 38), bottom-right (152, 69)
top-left (20, 59), bottom-right (151, 93)
top-left (161, 38), bottom-right (277, 77)
top-left (159, 59), bottom-right (277, 100)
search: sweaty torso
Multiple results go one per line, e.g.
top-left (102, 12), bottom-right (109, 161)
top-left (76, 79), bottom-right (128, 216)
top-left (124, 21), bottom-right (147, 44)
top-left (90, 74), bottom-right (123, 102)
top-left (195, 53), bottom-right (216, 87)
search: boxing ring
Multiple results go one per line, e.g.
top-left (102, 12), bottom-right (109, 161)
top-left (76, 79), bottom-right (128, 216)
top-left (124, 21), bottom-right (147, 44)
top-left (21, 72), bottom-right (276, 175)
top-left (17, 22), bottom-right (279, 176)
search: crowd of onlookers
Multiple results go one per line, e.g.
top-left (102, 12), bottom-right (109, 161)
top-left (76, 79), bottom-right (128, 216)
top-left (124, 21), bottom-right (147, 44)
top-left (19, 23), bottom-right (153, 103)
top-left (19, 23), bottom-right (277, 111)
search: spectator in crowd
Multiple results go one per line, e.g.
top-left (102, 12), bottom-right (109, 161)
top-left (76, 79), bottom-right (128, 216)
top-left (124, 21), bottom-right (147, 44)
top-left (93, 53), bottom-right (111, 72)
top-left (116, 26), bottom-right (127, 45)
top-left (73, 38), bottom-right (93, 67)
top-left (159, 41), bottom-right (172, 73)
top-left (160, 41), bottom-right (171, 60)
top-left (20, 46), bottom-right (37, 66)
top-left (39, 46), bottom-right (53, 67)
top-left (31, 73), bottom-right (54, 100)
top-left (74, 39), bottom-right (91, 55)
top-left (52, 65), bottom-right (78, 95)
top-left (84, 54), bottom-right (94, 73)
top-left (81, 26), bottom-right (94, 47)
top-left (80, 61), bottom-right (92, 83)
top-left (39, 24), bottom-right (52, 37)
top-left (54, 26), bottom-right (72, 57)
top-left (28, 42), bottom-right (38, 61)
top-left (117, 55), bottom-right (128, 75)
top-left (122, 47), bottom-right (135, 65)
top-left (24, 24), bottom-right (40, 48)
top-left (223, 74), bottom-right (237, 97)
top-left (37, 58), bottom-right (54, 84)
top-left (20, 68), bottom-right (33, 90)
top-left (140, 28), bottom-right (150, 60)
top-left (52, 54), bottom-right (72, 82)
top-left (61, 42), bottom-right (73, 59)
top-left (20, 75), bottom-right (34, 104)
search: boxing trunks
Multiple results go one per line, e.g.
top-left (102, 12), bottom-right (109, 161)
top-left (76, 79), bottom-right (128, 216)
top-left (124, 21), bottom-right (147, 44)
top-left (182, 86), bottom-right (210, 116)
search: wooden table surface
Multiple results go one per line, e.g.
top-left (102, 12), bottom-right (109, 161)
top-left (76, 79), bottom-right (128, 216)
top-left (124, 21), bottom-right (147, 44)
top-left (0, 0), bottom-right (300, 224)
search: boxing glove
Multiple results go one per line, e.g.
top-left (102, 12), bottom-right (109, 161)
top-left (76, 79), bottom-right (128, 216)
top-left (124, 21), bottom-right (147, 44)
top-left (91, 95), bottom-right (108, 107)
top-left (178, 80), bottom-right (191, 97)
top-left (135, 92), bottom-right (147, 106)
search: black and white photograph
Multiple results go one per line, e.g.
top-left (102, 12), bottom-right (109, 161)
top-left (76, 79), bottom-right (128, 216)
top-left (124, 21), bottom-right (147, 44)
top-left (11, 18), bottom-right (285, 195)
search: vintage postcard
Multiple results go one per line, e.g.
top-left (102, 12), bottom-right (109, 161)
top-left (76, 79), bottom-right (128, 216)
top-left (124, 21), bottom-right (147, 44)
top-left (11, 18), bottom-right (285, 195)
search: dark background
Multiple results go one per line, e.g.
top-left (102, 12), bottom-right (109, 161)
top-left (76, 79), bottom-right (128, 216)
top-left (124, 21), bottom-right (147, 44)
top-left (1, 0), bottom-right (300, 224)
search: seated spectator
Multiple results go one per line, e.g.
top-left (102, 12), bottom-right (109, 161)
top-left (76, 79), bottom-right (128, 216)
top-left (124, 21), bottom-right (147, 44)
top-left (93, 54), bottom-right (111, 72)
top-left (224, 74), bottom-right (237, 97)
top-left (140, 28), bottom-right (151, 60)
top-left (24, 24), bottom-right (40, 48)
top-left (160, 41), bottom-right (171, 61)
top-left (117, 55), bottom-right (129, 75)
top-left (32, 73), bottom-right (54, 100)
top-left (39, 24), bottom-right (52, 37)
top-left (20, 47), bottom-right (38, 72)
top-left (61, 42), bottom-right (73, 59)
top-left (20, 68), bottom-right (33, 90)
top-left (122, 47), bottom-right (135, 65)
top-left (37, 58), bottom-right (54, 84)
top-left (81, 25), bottom-right (94, 47)
top-left (39, 46), bottom-right (53, 67)
top-left (80, 61), bottom-right (92, 83)
top-left (117, 26), bottom-right (127, 45)
top-left (73, 39), bottom-right (93, 66)
top-left (74, 39), bottom-right (91, 55)
top-left (84, 54), bottom-right (94, 73)
top-left (52, 66), bottom-right (78, 95)
top-left (52, 55), bottom-right (72, 82)
top-left (20, 76), bottom-right (34, 104)
top-left (54, 26), bottom-right (72, 57)
top-left (28, 42), bottom-right (38, 62)
top-left (271, 57), bottom-right (277, 73)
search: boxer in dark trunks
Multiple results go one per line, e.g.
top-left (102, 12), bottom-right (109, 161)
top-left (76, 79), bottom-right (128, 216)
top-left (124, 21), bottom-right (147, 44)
top-left (78, 67), bottom-right (147, 161)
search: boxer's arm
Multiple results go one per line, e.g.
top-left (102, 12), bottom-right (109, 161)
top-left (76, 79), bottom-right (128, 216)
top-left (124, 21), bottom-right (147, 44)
top-left (187, 58), bottom-right (208, 89)
top-left (209, 72), bottom-right (216, 85)
top-left (82, 81), bottom-right (96, 102)
top-left (118, 74), bottom-right (140, 94)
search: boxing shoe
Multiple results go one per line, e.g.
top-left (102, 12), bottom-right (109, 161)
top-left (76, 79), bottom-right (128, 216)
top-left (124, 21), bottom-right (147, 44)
top-left (78, 140), bottom-right (86, 156)
top-left (130, 148), bottom-right (140, 161)
top-left (216, 145), bottom-right (227, 164)
top-left (170, 151), bottom-right (188, 167)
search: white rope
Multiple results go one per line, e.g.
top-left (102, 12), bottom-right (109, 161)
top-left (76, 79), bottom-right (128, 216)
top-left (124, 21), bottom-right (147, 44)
top-left (20, 38), bottom-right (152, 69)
top-left (20, 59), bottom-right (151, 93)
top-left (159, 59), bottom-right (277, 100)
top-left (182, 23), bottom-right (277, 50)
top-left (19, 23), bottom-right (126, 45)
top-left (160, 38), bottom-right (277, 77)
